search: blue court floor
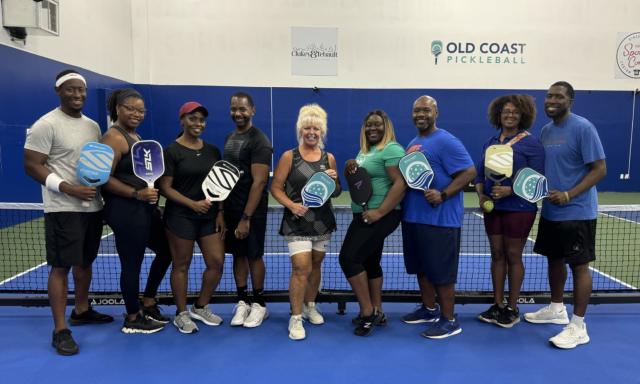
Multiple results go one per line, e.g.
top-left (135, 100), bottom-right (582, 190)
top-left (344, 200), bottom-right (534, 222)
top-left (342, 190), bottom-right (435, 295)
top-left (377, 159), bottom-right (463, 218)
top-left (0, 302), bottom-right (638, 383)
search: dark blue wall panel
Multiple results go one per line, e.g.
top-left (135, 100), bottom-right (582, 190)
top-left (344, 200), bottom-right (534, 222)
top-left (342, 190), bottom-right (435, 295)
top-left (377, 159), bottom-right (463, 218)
top-left (1, 44), bottom-right (638, 202)
top-left (0, 44), bottom-right (129, 202)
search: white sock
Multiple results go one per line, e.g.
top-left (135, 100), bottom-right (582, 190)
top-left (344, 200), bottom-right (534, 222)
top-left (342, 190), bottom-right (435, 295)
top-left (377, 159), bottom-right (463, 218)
top-left (571, 314), bottom-right (585, 327)
top-left (549, 301), bottom-right (564, 313)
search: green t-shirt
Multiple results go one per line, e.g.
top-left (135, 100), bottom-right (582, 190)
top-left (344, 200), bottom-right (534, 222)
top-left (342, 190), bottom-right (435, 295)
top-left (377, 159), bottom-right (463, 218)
top-left (351, 141), bottom-right (405, 213)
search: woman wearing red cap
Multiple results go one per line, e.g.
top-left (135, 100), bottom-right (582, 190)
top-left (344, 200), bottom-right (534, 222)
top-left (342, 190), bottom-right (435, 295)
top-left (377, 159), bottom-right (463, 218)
top-left (158, 101), bottom-right (226, 334)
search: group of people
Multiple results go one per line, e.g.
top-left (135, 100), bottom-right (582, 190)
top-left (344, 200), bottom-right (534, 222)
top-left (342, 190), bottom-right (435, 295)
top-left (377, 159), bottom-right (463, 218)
top-left (24, 70), bottom-right (606, 356)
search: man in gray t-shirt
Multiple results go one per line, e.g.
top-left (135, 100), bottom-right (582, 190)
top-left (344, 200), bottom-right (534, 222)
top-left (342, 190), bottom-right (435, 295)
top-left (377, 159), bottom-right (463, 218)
top-left (24, 70), bottom-right (113, 356)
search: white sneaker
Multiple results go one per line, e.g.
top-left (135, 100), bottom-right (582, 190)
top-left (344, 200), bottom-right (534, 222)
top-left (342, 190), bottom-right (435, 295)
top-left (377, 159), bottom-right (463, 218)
top-left (243, 303), bottom-right (268, 328)
top-left (302, 302), bottom-right (325, 325)
top-left (288, 315), bottom-right (306, 340)
top-left (230, 301), bottom-right (251, 326)
top-left (549, 323), bottom-right (590, 349)
top-left (523, 305), bottom-right (570, 324)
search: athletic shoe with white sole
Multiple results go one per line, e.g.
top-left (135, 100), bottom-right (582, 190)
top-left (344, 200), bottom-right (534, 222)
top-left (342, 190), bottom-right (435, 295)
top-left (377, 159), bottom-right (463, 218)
top-left (121, 313), bottom-right (164, 334)
top-left (288, 315), bottom-right (306, 340)
top-left (402, 304), bottom-right (440, 324)
top-left (174, 311), bottom-right (199, 334)
top-left (190, 305), bottom-right (223, 326)
top-left (302, 302), bottom-right (324, 325)
top-left (421, 317), bottom-right (462, 339)
top-left (243, 303), bottom-right (268, 328)
top-left (230, 300), bottom-right (251, 326)
top-left (549, 323), bottom-right (590, 349)
top-left (524, 304), bottom-right (570, 325)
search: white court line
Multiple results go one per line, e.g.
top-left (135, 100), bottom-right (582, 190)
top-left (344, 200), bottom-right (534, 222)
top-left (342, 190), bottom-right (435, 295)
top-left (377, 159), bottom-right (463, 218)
top-left (0, 262), bottom-right (47, 286)
top-left (599, 211), bottom-right (640, 225)
top-left (473, 210), bottom-right (637, 289)
top-left (0, 231), bottom-right (114, 287)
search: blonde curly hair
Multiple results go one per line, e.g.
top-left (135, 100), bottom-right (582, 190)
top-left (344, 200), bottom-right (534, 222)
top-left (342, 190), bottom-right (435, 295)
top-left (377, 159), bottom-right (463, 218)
top-left (296, 103), bottom-right (328, 149)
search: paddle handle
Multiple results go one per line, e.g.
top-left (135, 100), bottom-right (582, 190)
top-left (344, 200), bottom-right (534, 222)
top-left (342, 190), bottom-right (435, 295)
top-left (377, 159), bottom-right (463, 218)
top-left (146, 180), bottom-right (156, 204)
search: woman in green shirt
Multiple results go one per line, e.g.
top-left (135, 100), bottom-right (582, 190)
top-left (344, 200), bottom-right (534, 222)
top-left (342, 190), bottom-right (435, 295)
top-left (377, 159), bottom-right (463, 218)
top-left (339, 109), bottom-right (406, 337)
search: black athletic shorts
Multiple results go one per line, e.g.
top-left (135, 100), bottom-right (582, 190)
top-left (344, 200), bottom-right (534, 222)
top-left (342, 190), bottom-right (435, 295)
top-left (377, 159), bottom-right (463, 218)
top-left (224, 210), bottom-right (267, 260)
top-left (534, 217), bottom-right (597, 265)
top-left (164, 214), bottom-right (217, 241)
top-left (44, 211), bottom-right (103, 268)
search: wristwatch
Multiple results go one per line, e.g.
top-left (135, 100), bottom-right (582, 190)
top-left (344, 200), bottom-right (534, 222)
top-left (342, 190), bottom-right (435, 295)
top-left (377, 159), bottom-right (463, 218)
top-left (241, 213), bottom-right (252, 221)
top-left (132, 190), bottom-right (139, 199)
top-left (440, 191), bottom-right (448, 201)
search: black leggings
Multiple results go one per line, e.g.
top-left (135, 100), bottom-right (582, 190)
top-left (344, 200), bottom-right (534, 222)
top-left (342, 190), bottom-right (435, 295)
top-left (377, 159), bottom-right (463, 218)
top-left (339, 210), bottom-right (401, 279)
top-left (104, 196), bottom-right (172, 314)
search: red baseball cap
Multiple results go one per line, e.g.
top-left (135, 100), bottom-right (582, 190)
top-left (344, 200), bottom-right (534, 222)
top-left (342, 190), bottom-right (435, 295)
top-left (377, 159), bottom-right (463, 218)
top-left (179, 101), bottom-right (209, 118)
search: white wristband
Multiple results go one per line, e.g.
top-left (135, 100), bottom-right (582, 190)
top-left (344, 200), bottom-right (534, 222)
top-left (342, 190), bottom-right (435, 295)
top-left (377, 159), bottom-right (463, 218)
top-left (45, 173), bottom-right (65, 193)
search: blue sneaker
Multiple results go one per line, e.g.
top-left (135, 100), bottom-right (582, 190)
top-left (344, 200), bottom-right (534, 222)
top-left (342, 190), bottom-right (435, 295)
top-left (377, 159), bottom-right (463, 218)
top-left (402, 304), bottom-right (440, 324)
top-left (420, 317), bottom-right (462, 339)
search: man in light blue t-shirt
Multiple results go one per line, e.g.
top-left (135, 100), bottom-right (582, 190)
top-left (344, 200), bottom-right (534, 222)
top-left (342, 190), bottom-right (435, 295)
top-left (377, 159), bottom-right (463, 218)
top-left (524, 81), bottom-right (606, 350)
top-left (400, 95), bottom-right (476, 339)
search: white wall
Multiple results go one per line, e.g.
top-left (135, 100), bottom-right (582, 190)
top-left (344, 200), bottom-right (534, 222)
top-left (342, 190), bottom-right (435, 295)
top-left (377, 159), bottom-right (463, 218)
top-left (2, 0), bottom-right (639, 90)
top-left (132, 0), bottom-right (640, 90)
top-left (0, 0), bottom-right (134, 81)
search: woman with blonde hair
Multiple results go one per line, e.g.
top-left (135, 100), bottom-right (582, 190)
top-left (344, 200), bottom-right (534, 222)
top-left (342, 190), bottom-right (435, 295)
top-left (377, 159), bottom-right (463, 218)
top-left (271, 104), bottom-right (340, 340)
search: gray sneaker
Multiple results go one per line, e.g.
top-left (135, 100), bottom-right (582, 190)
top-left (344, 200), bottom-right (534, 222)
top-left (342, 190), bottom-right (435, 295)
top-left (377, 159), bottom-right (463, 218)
top-left (173, 311), bottom-right (199, 334)
top-left (189, 305), bottom-right (223, 326)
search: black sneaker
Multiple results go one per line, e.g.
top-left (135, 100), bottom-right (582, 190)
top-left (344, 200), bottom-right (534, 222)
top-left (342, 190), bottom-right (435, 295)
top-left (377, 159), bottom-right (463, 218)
top-left (142, 303), bottom-right (170, 324)
top-left (69, 306), bottom-right (114, 326)
top-left (478, 304), bottom-right (502, 324)
top-left (352, 312), bottom-right (387, 326)
top-left (52, 329), bottom-right (79, 356)
top-left (121, 313), bottom-right (165, 334)
top-left (354, 311), bottom-right (383, 337)
top-left (496, 306), bottom-right (520, 328)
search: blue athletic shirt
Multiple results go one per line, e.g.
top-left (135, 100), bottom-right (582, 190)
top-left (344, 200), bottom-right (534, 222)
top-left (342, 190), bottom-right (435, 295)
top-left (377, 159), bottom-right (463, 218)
top-left (540, 113), bottom-right (605, 221)
top-left (475, 130), bottom-right (545, 212)
top-left (402, 129), bottom-right (474, 228)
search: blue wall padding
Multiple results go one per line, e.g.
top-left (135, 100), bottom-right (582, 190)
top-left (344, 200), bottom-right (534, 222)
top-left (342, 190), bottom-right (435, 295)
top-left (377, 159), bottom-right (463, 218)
top-left (1, 44), bottom-right (638, 202)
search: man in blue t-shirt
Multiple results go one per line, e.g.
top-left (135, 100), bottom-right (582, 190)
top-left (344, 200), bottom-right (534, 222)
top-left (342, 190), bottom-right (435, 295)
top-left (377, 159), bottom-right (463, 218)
top-left (524, 82), bottom-right (606, 349)
top-left (400, 95), bottom-right (476, 339)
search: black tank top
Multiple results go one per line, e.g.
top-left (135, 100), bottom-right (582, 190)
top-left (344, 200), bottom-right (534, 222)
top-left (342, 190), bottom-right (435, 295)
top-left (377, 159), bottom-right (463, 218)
top-left (106, 125), bottom-right (147, 193)
top-left (279, 148), bottom-right (336, 238)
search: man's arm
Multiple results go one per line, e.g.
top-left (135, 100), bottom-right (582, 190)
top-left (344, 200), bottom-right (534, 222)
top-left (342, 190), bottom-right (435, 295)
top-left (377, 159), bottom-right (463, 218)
top-left (548, 159), bottom-right (606, 205)
top-left (425, 166), bottom-right (476, 205)
top-left (243, 163), bottom-right (270, 216)
top-left (24, 149), bottom-right (96, 201)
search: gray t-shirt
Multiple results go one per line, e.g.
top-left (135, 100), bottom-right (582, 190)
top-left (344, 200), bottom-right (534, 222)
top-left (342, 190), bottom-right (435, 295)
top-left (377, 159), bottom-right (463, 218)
top-left (24, 108), bottom-right (103, 213)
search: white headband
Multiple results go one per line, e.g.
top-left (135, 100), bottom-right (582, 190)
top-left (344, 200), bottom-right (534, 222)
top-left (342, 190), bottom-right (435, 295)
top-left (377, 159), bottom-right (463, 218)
top-left (55, 73), bottom-right (87, 88)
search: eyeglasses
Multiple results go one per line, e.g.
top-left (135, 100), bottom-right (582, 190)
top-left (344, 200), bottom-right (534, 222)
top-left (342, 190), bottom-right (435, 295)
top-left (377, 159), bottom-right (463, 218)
top-left (501, 109), bottom-right (521, 116)
top-left (119, 104), bottom-right (146, 115)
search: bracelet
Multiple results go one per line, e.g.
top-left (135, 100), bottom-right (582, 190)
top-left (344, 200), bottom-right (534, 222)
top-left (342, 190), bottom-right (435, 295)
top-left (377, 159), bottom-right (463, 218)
top-left (563, 191), bottom-right (571, 203)
top-left (45, 173), bottom-right (65, 193)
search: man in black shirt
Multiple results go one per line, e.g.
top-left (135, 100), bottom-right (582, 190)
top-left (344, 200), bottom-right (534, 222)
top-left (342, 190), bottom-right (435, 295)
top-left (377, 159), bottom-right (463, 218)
top-left (223, 92), bottom-right (273, 328)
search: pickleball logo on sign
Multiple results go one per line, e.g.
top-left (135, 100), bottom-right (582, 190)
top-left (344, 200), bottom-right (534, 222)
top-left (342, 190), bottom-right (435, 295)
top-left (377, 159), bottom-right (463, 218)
top-left (616, 32), bottom-right (640, 79)
top-left (431, 40), bottom-right (443, 65)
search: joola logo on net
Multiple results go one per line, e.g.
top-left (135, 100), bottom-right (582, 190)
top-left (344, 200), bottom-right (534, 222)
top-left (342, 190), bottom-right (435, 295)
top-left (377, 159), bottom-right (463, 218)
top-left (91, 298), bottom-right (125, 305)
